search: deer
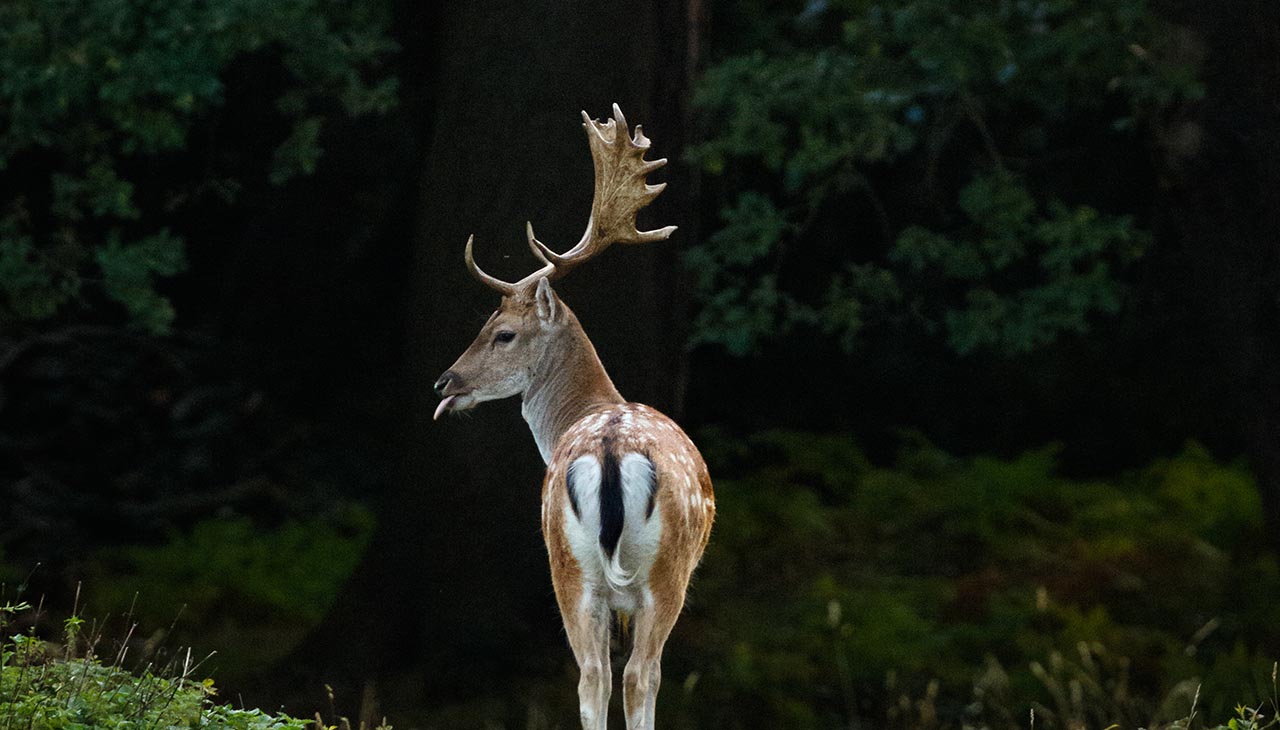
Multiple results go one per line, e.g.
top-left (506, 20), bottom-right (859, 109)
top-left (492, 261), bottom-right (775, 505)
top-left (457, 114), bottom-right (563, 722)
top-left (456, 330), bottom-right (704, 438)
top-left (432, 104), bottom-right (714, 730)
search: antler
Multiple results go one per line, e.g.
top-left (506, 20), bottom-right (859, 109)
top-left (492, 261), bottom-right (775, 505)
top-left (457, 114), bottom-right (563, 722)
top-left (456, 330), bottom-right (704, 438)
top-left (465, 104), bottom-right (677, 295)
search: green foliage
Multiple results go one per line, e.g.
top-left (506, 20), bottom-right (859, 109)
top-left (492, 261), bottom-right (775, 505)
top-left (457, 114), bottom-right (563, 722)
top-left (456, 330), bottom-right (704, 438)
top-left (95, 230), bottom-right (188, 334)
top-left (893, 172), bottom-right (1147, 354)
top-left (1215, 701), bottom-right (1280, 730)
top-left (1148, 443), bottom-right (1264, 548)
top-left (83, 506), bottom-right (374, 674)
top-left (656, 432), bottom-right (1279, 728)
top-left (0, 660), bottom-right (309, 730)
top-left (0, 0), bottom-right (397, 334)
top-left (88, 507), bottom-right (373, 625)
top-left (684, 192), bottom-right (804, 353)
top-left (0, 608), bottom-right (311, 730)
top-left (690, 0), bottom-right (1199, 355)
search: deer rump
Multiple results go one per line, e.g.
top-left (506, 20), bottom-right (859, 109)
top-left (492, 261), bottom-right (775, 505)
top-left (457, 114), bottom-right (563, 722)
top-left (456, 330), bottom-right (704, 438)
top-left (564, 444), bottom-right (660, 609)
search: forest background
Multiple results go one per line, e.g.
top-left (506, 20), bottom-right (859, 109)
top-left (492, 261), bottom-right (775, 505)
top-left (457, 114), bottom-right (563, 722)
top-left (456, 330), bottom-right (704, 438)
top-left (1, 0), bottom-right (1278, 727)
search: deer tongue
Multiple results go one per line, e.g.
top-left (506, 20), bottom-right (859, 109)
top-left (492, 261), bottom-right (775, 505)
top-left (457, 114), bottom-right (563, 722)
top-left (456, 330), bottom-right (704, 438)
top-left (433, 395), bottom-right (457, 421)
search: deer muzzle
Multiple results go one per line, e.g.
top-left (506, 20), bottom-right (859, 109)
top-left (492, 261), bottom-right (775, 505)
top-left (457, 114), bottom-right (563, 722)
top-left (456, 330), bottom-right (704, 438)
top-left (432, 370), bottom-right (470, 420)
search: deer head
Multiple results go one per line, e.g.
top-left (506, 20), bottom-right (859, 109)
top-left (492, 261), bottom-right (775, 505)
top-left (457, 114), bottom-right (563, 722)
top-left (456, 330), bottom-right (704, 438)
top-left (433, 104), bottom-right (675, 421)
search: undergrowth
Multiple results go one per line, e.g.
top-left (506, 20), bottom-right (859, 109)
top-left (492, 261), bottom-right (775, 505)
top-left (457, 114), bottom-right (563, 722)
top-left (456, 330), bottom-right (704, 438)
top-left (0, 600), bottom-right (384, 730)
top-left (81, 505), bottom-right (374, 677)
top-left (661, 432), bottom-right (1280, 729)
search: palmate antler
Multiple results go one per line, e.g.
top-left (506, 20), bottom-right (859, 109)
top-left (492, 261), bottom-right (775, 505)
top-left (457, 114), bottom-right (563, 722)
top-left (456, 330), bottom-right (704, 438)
top-left (465, 104), bottom-right (677, 295)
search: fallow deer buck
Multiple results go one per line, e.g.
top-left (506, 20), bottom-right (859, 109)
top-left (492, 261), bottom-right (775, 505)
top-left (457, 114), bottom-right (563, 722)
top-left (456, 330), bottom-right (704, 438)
top-left (433, 104), bottom-right (714, 730)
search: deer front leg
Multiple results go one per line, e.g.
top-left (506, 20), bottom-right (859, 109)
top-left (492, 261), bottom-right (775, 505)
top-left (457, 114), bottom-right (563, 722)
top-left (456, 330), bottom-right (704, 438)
top-left (562, 588), bottom-right (612, 730)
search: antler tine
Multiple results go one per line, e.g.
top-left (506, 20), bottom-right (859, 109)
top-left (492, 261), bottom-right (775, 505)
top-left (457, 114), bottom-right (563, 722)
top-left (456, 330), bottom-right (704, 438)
top-left (612, 103), bottom-right (628, 141)
top-left (464, 235), bottom-right (518, 295)
top-left (526, 221), bottom-right (552, 265)
top-left (527, 221), bottom-right (573, 268)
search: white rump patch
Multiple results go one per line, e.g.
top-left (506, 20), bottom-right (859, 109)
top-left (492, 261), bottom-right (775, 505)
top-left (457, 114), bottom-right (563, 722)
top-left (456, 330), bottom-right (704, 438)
top-left (558, 451), bottom-right (664, 611)
top-left (619, 453), bottom-right (657, 522)
top-left (607, 453), bottom-right (663, 607)
top-left (563, 456), bottom-right (604, 584)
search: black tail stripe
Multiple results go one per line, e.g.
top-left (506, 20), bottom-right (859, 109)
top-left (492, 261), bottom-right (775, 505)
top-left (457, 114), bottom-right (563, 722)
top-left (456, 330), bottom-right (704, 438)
top-left (644, 454), bottom-right (658, 519)
top-left (565, 464), bottom-right (582, 520)
top-left (599, 433), bottom-right (624, 558)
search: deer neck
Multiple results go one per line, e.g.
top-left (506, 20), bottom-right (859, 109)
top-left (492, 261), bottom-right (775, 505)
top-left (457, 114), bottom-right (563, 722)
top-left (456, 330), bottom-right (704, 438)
top-left (522, 321), bottom-right (623, 464)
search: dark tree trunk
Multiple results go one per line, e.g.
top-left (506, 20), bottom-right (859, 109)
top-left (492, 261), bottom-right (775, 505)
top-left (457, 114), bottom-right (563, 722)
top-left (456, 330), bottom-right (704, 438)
top-left (271, 0), bottom-right (694, 717)
top-left (1158, 0), bottom-right (1280, 550)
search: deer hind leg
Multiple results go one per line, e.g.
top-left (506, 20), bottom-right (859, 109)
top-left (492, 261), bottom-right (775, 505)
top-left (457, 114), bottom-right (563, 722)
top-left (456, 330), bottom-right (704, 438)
top-left (622, 588), bottom-right (683, 730)
top-left (562, 588), bottom-right (612, 730)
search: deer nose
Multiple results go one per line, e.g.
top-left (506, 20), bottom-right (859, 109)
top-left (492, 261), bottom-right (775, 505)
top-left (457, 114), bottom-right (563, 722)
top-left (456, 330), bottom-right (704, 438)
top-left (434, 370), bottom-right (459, 397)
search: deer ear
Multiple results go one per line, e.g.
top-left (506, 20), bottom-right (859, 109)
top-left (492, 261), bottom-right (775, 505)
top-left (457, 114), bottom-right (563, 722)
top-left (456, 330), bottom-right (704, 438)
top-left (534, 277), bottom-right (558, 323)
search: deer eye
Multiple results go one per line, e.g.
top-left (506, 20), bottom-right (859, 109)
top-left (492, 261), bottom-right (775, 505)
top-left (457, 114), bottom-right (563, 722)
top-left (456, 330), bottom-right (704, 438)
top-left (493, 331), bottom-right (516, 345)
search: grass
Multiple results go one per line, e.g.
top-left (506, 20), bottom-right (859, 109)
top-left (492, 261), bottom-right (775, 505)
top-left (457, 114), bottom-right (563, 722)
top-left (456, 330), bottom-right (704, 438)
top-left (885, 644), bottom-right (1280, 730)
top-left (0, 598), bottom-right (388, 730)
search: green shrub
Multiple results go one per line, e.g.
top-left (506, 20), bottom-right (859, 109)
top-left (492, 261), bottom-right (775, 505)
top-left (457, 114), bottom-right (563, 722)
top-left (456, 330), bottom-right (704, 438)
top-left (657, 432), bottom-right (1280, 728)
top-left (82, 505), bottom-right (374, 675)
top-left (0, 602), bottom-right (311, 730)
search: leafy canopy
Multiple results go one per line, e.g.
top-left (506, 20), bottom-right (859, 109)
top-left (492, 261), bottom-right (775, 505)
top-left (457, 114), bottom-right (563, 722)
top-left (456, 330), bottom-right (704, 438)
top-left (0, 0), bottom-right (397, 334)
top-left (689, 0), bottom-right (1199, 355)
